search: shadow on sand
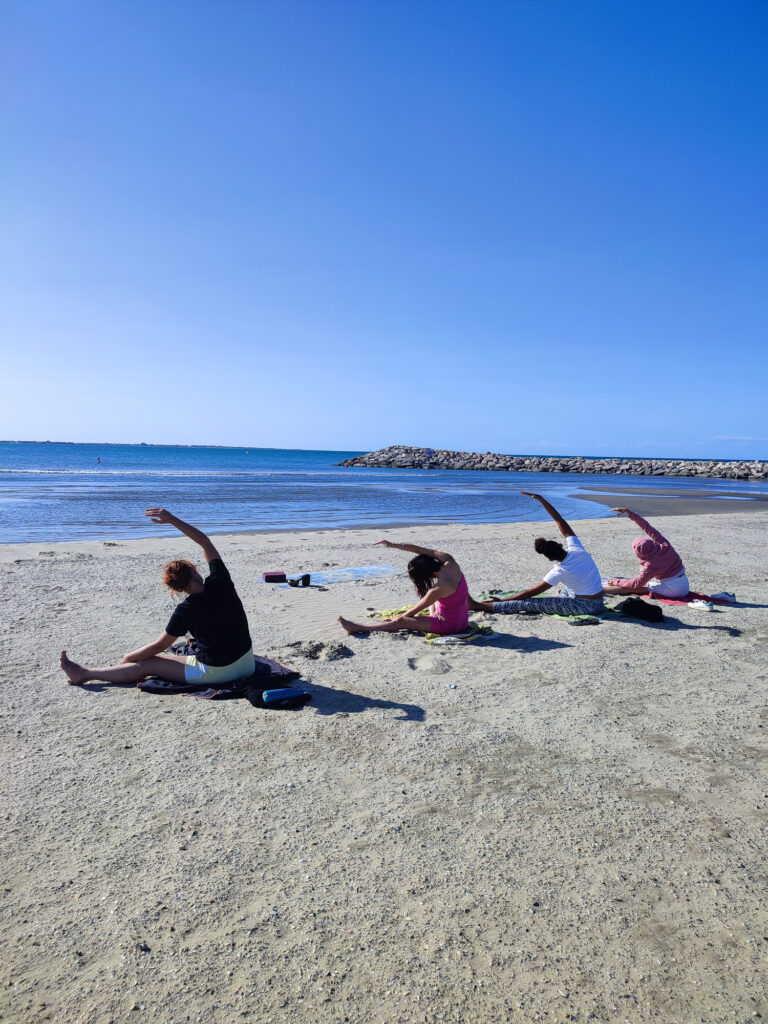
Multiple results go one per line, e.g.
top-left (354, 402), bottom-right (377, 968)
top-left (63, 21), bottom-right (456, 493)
top-left (75, 678), bottom-right (425, 721)
top-left (472, 633), bottom-right (573, 653)
top-left (607, 615), bottom-right (742, 638)
top-left (266, 682), bottom-right (425, 721)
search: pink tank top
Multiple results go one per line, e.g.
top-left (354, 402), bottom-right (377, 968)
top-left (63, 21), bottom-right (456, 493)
top-left (433, 575), bottom-right (469, 631)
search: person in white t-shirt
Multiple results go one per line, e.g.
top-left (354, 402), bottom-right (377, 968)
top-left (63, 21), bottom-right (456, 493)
top-left (468, 493), bottom-right (605, 617)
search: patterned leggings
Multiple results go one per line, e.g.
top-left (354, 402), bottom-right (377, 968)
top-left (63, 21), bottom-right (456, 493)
top-left (492, 595), bottom-right (605, 617)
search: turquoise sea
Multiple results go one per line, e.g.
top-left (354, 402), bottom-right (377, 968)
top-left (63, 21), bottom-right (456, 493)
top-left (1, 441), bottom-right (767, 544)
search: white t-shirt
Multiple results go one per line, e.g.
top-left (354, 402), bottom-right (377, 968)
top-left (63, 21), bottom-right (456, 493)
top-left (543, 536), bottom-right (602, 595)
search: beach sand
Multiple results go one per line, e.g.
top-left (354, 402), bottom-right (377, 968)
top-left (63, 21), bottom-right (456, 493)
top-left (2, 511), bottom-right (767, 1023)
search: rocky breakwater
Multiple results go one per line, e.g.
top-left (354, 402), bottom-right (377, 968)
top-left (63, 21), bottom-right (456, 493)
top-left (338, 446), bottom-right (768, 481)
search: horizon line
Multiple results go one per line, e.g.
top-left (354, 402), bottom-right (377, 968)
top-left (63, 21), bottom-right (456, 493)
top-left (0, 440), bottom-right (765, 463)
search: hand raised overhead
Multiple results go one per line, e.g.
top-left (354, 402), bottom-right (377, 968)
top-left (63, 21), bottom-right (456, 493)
top-left (610, 507), bottom-right (631, 517)
top-left (144, 507), bottom-right (174, 524)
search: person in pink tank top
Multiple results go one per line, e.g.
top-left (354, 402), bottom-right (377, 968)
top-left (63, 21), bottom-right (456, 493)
top-left (339, 540), bottom-right (470, 637)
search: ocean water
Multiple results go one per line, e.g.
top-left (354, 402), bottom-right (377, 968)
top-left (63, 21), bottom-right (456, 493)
top-left (1, 441), bottom-right (767, 544)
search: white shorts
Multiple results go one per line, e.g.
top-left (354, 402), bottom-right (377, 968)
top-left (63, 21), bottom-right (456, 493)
top-left (184, 648), bottom-right (254, 683)
top-left (648, 573), bottom-right (690, 598)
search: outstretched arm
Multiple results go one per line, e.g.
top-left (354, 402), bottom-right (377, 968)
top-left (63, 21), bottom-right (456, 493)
top-left (511, 580), bottom-right (552, 600)
top-left (468, 580), bottom-right (551, 611)
top-left (120, 631), bottom-right (179, 663)
top-left (374, 539), bottom-right (454, 564)
top-left (407, 585), bottom-right (451, 616)
top-left (144, 508), bottom-right (220, 563)
top-left (520, 493), bottom-right (575, 538)
top-left (611, 508), bottom-right (668, 546)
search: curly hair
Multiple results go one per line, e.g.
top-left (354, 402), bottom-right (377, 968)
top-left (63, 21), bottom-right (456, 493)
top-left (162, 558), bottom-right (197, 594)
top-left (534, 537), bottom-right (567, 562)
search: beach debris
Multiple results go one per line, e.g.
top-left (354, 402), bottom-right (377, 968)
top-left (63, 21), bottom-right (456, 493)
top-left (283, 640), bottom-right (353, 661)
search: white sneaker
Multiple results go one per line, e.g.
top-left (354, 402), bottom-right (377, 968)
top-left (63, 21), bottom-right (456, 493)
top-left (711, 591), bottom-right (736, 602)
top-left (689, 599), bottom-right (714, 610)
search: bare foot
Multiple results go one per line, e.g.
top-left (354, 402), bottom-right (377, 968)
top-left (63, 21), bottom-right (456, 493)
top-left (338, 616), bottom-right (368, 636)
top-left (60, 650), bottom-right (88, 685)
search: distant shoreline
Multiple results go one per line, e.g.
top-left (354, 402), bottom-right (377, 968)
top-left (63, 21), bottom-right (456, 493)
top-left (2, 439), bottom-right (767, 461)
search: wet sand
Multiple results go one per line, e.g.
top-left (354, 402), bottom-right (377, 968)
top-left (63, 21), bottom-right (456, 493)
top-left (572, 486), bottom-right (768, 517)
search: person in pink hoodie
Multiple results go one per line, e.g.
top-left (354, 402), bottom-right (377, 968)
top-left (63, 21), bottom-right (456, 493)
top-left (602, 508), bottom-right (689, 598)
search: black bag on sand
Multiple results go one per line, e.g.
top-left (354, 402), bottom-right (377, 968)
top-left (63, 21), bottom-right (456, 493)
top-left (617, 597), bottom-right (665, 623)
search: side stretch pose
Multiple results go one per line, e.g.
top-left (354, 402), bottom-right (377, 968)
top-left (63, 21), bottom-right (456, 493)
top-left (602, 508), bottom-right (689, 598)
top-left (468, 492), bottom-right (604, 617)
top-left (60, 509), bottom-right (254, 686)
top-left (339, 540), bottom-right (469, 636)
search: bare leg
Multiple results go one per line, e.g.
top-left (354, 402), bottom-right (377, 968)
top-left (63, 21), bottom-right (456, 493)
top-left (338, 615), bottom-right (436, 636)
top-left (60, 650), bottom-right (188, 686)
top-left (467, 595), bottom-right (495, 612)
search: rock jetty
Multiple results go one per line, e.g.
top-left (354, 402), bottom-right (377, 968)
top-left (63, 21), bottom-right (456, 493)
top-left (338, 445), bottom-right (768, 481)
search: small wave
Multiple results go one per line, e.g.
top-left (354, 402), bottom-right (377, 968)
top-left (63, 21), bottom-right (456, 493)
top-left (0, 468), bottom-right (353, 478)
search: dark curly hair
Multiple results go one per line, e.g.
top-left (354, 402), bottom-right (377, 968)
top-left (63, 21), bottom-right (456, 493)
top-left (162, 558), bottom-right (197, 594)
top-left (534, 538), bottom-right (567, 562)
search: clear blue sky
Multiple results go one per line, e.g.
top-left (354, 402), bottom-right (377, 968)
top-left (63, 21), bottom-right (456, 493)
top-left (2, 0), bottom-right (766, 458)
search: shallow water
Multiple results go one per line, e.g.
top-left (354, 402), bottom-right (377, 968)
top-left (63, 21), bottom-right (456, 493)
top-left (1, 441), bottom-right (767, 543)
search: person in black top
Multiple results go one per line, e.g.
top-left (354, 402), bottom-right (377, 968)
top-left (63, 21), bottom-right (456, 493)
top-left (60, 509), bottom-right (254, 687)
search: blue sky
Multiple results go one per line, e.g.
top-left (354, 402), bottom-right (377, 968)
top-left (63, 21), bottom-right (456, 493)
top-left (2, 0), bottom-right (766, 458)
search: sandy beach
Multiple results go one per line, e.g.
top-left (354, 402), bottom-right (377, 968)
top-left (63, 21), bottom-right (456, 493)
top-left (2, 509), bottom-right (768, 1023)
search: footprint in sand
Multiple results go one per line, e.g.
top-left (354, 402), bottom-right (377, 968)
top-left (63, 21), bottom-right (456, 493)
top-left (407, 656), bottom-right (450, 675)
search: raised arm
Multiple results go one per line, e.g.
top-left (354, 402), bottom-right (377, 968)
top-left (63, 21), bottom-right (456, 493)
top-left (144, 508), bottom-right (220, 563)
top-left (611, 508), bottom-right (668, 546)
top-left (374, 539), bottom-right (454, 564)
top-left (520, 493), bottom-right (575, 538)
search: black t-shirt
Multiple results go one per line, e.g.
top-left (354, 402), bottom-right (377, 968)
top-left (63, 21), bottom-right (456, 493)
top-left (165, 559), bottom-right (252, 667)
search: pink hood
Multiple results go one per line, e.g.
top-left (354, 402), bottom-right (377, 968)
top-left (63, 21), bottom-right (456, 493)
top-left (634, 536), bottom-right (661, 560)
top-left (611, 512), bottom-right (685, 591)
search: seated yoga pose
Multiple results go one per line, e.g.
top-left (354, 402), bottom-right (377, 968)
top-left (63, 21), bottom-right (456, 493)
top-left (602, 508), bottom-right (689, 598)
top-left (60, 509), bottom-right (254, 686)
top-left (468, 492), bottom-right (604, 617)
top-left (338, 540), bottom-right (469, 636)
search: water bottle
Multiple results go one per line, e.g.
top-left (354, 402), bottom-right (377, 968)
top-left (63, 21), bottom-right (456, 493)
top-left (261, 687), bottom-right (310, 705)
